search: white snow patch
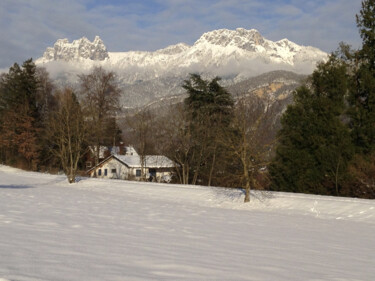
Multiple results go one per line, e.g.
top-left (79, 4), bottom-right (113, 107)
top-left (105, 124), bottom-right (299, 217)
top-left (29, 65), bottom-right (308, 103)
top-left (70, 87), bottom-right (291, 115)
top-left (0, 165), bottom-right (374, 281)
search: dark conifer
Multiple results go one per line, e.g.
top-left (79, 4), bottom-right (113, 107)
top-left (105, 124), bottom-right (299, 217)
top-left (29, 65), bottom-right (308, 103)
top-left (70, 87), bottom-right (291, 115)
top-left (349, 0), bottom-right (375, 152)
top-left (183, 74), bottom-right (234, 185)
top-left (0, 59), bottom-right (41, 169)
top-left (270, 56), bottom-right (353, 195)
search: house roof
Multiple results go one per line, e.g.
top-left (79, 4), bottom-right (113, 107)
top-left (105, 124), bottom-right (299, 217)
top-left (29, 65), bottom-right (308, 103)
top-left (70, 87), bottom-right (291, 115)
top-left (87, 154), bottom-right (175, 173)
top-left (114, 155), bottom-right (175, 168)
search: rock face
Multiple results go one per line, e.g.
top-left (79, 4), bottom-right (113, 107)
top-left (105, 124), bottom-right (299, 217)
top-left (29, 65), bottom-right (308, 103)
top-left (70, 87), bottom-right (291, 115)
top-left (36, 28), bottom-right (326, 108)
top-left (189, 28), bottom-right (305, 65)
top-left (38, 28), bottom-right (325, 70)
top-left (40, 36), bottom-right (109, 62)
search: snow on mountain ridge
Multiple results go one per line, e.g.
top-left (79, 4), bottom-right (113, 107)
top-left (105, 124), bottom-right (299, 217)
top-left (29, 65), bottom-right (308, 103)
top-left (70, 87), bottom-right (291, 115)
top-left (38, 35), bottom-right (109, 62)
top-left (37, 28), bottom-right (326, 69)
top-left (195, 28), bottom-right (266, 49)
top-left (35, 28), bottom-right (328, 107)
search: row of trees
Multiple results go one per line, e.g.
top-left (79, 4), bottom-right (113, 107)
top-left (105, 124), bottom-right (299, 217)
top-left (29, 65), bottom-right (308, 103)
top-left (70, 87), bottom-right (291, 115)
top-left (0, 58), bottom-right (269, 200)
top-left (124, 74), bottom-right (275, 202)
top-left (0, 59), bottom-right (52, 170)
top-left (269, 0), bottom-right (375, 199)
top-left (0, 63), bottom-right (121, 183)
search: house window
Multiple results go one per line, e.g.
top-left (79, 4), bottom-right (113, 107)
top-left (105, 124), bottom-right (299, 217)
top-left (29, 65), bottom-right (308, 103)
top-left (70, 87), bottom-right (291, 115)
top-left (98, 169), bottom-right (102, 176)
top-left (111, 169), bottom-right (116, 174)
top-left (86, 161), bottom-right (92, 168)
top-left (136, 169), bottom-right (141, 177)
top-left (104, 169), bottom-right (107, 176)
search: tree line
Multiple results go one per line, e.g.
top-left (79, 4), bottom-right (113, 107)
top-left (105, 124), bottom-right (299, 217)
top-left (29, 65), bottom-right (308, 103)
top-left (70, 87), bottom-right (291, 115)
top-left (269, 0), bottom-right (375, 199)
top-left (0, 58), bottom-right (272, 202)
top-left (124, 74), bottom-right (277, 202)
top-left (0, 64), bottom-right (121, 183)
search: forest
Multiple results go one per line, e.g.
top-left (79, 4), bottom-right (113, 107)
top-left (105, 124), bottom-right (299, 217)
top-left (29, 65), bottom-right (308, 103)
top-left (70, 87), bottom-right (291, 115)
top-left (0, 0), bottom-right (374, 201)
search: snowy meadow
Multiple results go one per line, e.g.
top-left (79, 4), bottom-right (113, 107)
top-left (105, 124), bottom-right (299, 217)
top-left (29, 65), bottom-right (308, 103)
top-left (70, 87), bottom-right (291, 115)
top-left (0, 165), bottom-right (374, 281)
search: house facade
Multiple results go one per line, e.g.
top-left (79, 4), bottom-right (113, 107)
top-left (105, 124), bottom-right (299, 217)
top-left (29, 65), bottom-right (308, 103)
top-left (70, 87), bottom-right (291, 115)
top-left (87, 154), bottom-right (175, 182)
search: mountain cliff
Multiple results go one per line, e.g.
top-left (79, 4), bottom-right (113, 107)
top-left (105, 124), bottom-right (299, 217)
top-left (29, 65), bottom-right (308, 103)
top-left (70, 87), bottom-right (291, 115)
top-left (36, 28), bottom-right (326, 108)
top-left (40, 36), bottom-right (109, 62)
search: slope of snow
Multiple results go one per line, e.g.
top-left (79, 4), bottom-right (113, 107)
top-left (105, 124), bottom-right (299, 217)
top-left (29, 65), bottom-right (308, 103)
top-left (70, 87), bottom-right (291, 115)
top-left (1, 165), bottom-right (374, 281)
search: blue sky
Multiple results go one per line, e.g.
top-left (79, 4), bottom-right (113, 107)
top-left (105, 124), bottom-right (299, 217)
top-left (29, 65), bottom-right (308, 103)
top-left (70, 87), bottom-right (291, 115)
top-left (0, 0), bottom-right (363, 69)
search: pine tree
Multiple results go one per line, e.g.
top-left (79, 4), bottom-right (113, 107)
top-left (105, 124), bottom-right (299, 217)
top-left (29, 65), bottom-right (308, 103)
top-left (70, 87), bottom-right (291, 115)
top-left (0, 59), bottom-right (41, 169)
top-left (183, 74), bottom-right (234, 185)
top-left (357, 0), bottom-right (375, 70)
top-left (339, 0), bottom-right (375, 198)
top-left (349, 0), bottom-right (375, 152)
top-left (270, 56), bottom-right (353, 195)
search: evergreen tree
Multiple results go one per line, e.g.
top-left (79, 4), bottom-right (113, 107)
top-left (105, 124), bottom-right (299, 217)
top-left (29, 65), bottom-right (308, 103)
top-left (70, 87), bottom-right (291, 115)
top-left (0, 59), bottom-right (41, 169)
top-left (349, 0), bottom-right (375, 152)
top-left (357, 0), bottom-right (375, 70)
top-left (270, 56), bottom-right (353, 195)
top-left (183, 74), bottom-right (234, 185)
top-left (338, 0), bottom-right (375, 198)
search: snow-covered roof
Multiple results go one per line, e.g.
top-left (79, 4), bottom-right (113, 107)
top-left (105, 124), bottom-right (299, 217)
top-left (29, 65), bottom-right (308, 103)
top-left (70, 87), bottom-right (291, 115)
top-left (114, 154), bottom-right (175, 169)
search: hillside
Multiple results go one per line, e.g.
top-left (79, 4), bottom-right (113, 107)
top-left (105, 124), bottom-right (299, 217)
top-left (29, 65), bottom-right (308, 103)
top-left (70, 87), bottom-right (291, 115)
top-left (1, 165), bottom-right (374, 280)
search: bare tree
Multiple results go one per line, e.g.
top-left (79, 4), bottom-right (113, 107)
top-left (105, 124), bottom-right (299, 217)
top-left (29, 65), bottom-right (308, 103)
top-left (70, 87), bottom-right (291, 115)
top-left (124, 108), bottom-right (155, 181)
top-left (46, 88), bottom-right (87, 183)
top-left (35, 67), bottom-right (55, 123)
top-left (224, 96), bottom-right (274, 202)
top-left (79, 67), bottom-right (121, 166)
top-left (154, 103), bottom-right (195, 184)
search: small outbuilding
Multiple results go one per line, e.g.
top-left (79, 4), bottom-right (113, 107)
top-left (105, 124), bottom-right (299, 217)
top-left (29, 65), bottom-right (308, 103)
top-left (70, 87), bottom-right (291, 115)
top-left (87, 154), bottom-right (175, 182)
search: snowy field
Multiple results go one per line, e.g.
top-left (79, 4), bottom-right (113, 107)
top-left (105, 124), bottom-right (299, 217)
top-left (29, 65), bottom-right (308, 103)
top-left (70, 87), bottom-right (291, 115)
top-left (0, 165), bottom-right (374, 281)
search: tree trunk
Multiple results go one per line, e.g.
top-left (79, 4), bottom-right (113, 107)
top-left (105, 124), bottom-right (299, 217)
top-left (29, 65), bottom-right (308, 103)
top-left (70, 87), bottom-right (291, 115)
top-left (68, 174), bottom-right (75, 183)
top-left (244, 179), bottom-right (251, 203)
top-left (208, 144), bottom-right (217, 187)
top-left (335, 157), bottom-right (341, 196)
top-left (242, 148), bottom-right (251, 203)
top-left (192, 145), bottom-right (204, 185)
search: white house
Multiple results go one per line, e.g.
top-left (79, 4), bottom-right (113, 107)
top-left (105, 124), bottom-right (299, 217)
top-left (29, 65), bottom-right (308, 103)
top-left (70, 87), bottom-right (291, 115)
top-left (87, 154), bottom-right (175, 182)
top-left (85, 145), bottom-right (137, 169)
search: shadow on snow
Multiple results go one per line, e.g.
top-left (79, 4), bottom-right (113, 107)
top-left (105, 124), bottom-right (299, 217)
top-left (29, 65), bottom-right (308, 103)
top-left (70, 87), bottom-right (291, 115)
top-left (0, 184), bottom-right (34, 189)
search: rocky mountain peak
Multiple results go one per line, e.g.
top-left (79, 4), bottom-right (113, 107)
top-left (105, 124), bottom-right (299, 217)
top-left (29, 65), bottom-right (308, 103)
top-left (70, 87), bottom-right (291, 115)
top-left (40, 36), bottom-right (109, 62)
top-left (194, 28), bottom-right (265, 50)
top-left (155, 43), bottom-right (191, 55)
top-left (36, 28), bottom-right (328, 108)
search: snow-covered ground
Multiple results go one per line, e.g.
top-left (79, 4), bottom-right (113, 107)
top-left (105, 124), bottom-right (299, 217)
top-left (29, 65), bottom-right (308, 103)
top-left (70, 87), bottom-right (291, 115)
top-left (0, 165), bottom-right (374, 281)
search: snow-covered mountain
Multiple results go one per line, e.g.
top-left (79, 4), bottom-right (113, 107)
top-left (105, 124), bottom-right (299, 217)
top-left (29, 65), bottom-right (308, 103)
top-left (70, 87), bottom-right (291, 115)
top-left (36, 28), bottom-right (327, 107)
top-left (40, 36), bottom-right (109, 62)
